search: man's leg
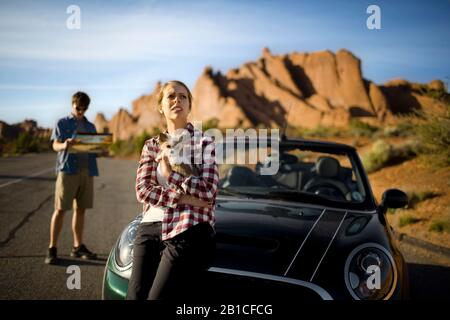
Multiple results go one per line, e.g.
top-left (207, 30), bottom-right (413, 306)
top-left (72, 167), bottom-right (93, 248)
top-left (70, 168), bottom-right (96, 259)
top-left (49, 209), bottom-right (65, 248)
top-left (46, 171), bottom-right (77, 264)
top-left (52, 171), bottom-right (77, 248)
top-left (71, 207), bottom-right (96, 259)
top-left (45, 209), bottom-right (65, 264)
top-left (72, 208), bottom-right (85, 248)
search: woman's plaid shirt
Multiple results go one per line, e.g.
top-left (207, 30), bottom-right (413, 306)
top-left (135, 123), bottom-right (219, 240)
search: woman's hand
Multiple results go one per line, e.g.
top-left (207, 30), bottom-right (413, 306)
top-left (178, 194), bottom-right (213, 209)
top-left (155, 151), bottom-right (172, 179)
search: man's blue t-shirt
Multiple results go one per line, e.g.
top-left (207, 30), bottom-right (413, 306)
top-left (50, 114), bottom-right (99, 176)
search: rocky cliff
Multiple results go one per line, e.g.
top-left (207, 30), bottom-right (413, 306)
top-left (96, 48), bottom-right (447, 140)
top-left (0, 119), bottom-right (50, 141)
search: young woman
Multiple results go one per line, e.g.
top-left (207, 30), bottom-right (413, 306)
top-left (126, 80), bottom-right (219, 300)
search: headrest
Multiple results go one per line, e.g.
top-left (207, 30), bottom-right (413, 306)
top-left (227, 166), bottom-right (258, 186)
top-left (280, 153), bottom-right (298, 164)
top-left (227, 165), bottom-right (254, 177)
top-left (315, 157), bottom-right (340, 178)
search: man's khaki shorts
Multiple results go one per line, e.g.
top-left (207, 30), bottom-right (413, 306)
top-left (54, 168), bottom-right (94, 211)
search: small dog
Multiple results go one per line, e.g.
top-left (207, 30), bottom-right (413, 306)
top-left (156, 132), bottom-right (200, 186)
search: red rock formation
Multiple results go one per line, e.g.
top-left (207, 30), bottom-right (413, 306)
top-left (95, 83), bottom-right (167, 141)
top-left (191, 67), bottom-right (253, 128)
top-left (0, 119), bottom-right (50, 140)
top-left (96, 48), bottom-right (447, 139)
top-left (94, 113), bottom-right (109, 133)
top-left (133, 82), bottom-right (165, 134)
top-left (191, 48), bottom-right (395, 129)
top-left (108, 108), bottom-right (137, 141)
top-left (0, 121), bottom-right (20, 140)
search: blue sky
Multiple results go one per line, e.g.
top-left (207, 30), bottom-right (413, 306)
top-left (0, 0), bottom-right (449, 128)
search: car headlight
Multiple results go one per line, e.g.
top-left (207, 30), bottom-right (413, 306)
top-left (115, 216), bottom-right (141, 268)
top-left (344, 243), bottom-right (397, 300)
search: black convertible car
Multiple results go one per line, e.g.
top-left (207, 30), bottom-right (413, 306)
top-left (102, 135), bottom-right (409, 300)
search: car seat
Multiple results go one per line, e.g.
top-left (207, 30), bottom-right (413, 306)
top-left (303, 157), bottom-right (352, 200)
top-left (222, 166), bottom-right (260, 188)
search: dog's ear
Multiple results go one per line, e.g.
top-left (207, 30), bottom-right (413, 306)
top-left (158, 133), bottom-right (168, 143)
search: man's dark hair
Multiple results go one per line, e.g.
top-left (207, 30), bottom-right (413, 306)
top-left (72, 92), bottom-right (91, 109)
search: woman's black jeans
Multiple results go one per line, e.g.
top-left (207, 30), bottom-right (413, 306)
top-left (126, 221), bottom-right (216, 300)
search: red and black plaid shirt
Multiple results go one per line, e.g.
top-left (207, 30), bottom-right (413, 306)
top-left (135, 122), bottom-right (219, 240)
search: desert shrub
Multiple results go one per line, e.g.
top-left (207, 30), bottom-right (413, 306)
top-left (285, 125), bottom-right (305, 138)
top-left (202, 118), bottom-right (220, 132)
top-left (0, 137), bottom-right (6, 155)
top-left (387, 208), bottom-right (397, 215)
top-left (290, 125), bottom-right (342, 138)
top-left (362, 140), bottom-right (392, 173)
top-left (348, 119), bottom-right (379, 137)
top-left (134, 128), bottom-right (161, 153)
top-left (406, 191), bottom-right (439, 209)
top-left (287, 121), bottom-right (379, 139)
top-left (362, 139), bottom-right (419, 173)
top-left (417, 85), bottom-right (449, 103)
top-left (429, 219), bottom-right (450, 233)
top-left (109, 139), bottom-right (136, 157)
top-left (413, 105), bottom-right (450, 167)
top-left (110, 127), bottom-right (161, 157)
top-left (399, 214), bottom-right (421, 227)
top-left (382, 121), bottom-right (415, 138)
top-left (9, 132), bottom-right (50, 154)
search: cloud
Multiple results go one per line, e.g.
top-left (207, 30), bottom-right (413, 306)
top-left (0, 84), bottom-right (149, 91)
top-left (0, 3), bottom-right (275, 62)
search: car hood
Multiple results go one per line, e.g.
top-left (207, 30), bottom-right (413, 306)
top-left (213, 196), bottom-right (377, 282)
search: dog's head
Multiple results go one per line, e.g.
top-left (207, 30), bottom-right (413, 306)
top-left (158, 132), bottom-right (190, 165)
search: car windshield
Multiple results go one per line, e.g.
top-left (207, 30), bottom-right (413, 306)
top-left (216, 139), bottom-right (370, 207)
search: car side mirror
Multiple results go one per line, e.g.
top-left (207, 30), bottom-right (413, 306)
top-left (380, 189), bottom-right (408, 209)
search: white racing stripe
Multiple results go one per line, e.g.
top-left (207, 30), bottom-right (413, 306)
top-left (310, 211), bottom-right (348, 282)
top-left (0, 168), bottom-right (54, 188)
top-left (284, 208), bottom-right (327, 276)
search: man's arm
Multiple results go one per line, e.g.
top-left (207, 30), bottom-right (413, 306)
top-left (50, 120), bottom-right (76, 152)
top-left (52, 139), bottom-right (75, 152)
top-left (52, 139), bottom-right (69, 152)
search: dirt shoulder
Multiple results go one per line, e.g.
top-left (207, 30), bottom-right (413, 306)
top-left (368, 157), bottom-right (450, 249)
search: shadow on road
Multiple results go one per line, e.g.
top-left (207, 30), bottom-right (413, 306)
top-left (0, 255), bottom-right (107, 267)
top-left (53, 257), bottom-right (107, 267)
top-left (408, 263), bottom-right (450, 299)
top-left (0, 175), bottom-right (55, 182)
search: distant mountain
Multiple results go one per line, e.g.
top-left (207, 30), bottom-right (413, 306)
top-left (0, 119), bottom-right (50, 141)
top-left (95, 48), bottom-right (448, 141)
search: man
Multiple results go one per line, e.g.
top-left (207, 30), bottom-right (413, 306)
top-left (45, 92), bottom-right (98, 264)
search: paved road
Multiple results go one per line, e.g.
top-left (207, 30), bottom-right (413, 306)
top-left (0, 153), bottom-right (141, 299)
top-left (0, 153), bottom-right (449, 299)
